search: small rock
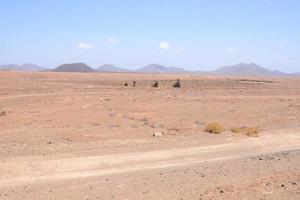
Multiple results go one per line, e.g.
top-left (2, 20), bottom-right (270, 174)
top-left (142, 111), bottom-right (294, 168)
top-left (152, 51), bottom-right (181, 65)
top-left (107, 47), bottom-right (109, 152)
top-left (0, 111), bottom-right (6, 116)
top-left (153, 131), bottom-right (164, 137)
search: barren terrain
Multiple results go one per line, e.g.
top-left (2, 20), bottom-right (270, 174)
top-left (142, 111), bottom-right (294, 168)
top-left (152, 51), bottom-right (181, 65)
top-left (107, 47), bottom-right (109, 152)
top-left (0, 71), bottom-right (300, 199)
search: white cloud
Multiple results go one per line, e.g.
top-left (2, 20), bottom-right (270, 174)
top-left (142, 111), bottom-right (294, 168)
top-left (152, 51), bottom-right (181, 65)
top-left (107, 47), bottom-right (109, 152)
top-left (176, 46), bottom-right (184, 52)
top-left (77, 42), bottom-right (93, 49)
top-left (226, 48), bottom-right (236, 53)
top-left (159, 42), bottom-right (170, 50)
top-left (105, 37), bottom-right (120, 44)
top-left (279, 56), bottom-right (288, 61)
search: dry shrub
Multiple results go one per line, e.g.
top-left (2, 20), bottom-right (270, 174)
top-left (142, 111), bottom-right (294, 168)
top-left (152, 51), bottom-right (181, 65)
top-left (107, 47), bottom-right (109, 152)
top-left (204, 123), bottom-right (224, 134)
top-left (230, 126), bottom-right (259, 137)
top-left (173, 79), bottom-right (181, 88)
top-left (152, 81), bottom-right (158, 87)
top-left (245, 127), bottom-right (259, 137)
top-left (230, 127), bottom-right (241, 133)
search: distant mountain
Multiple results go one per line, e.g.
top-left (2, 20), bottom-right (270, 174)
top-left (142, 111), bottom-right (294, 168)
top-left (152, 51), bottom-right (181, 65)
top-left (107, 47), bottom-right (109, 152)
top-left (97, 64), bottom-right (132, 73)
top-left (1, 61), bottom-right (297, 76)
top-left (213, 63), bottom-right (288, 77)
top-left (293, 72), bottom-right (300, 76)
top-left (0, 63), bottom-right (47, 71)
top-left (137, 63), bottom-right (187, 73)
top-left (52, 63), bottom-right (96, 72)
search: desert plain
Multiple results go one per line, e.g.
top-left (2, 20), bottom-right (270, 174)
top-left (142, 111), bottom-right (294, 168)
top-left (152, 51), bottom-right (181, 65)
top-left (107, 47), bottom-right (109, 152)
top-left (0, 71), bottom-right (300, 199)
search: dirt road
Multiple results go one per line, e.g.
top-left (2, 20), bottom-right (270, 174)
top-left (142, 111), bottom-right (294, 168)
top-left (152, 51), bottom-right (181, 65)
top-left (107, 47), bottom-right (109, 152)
top-left (1, 132), bottom-right (299, 187)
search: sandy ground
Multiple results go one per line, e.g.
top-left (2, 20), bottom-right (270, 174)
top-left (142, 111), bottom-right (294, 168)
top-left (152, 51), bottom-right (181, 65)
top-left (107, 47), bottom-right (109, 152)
top-left (0, 71), bottom-right (300, 199)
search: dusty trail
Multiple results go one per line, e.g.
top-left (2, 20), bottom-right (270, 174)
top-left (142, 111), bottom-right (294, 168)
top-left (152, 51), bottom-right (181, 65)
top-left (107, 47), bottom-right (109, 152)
top-left (0, 91), bottom-right (114, 101)
top-left (1, 132), bottom-right (300, 186)
top-left (1, 90), bottom-right (299, 102)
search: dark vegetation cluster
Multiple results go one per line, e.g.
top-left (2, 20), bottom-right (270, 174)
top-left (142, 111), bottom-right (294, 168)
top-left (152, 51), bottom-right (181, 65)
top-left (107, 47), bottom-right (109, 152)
top-left (125, 79), bottom-right (182, 88)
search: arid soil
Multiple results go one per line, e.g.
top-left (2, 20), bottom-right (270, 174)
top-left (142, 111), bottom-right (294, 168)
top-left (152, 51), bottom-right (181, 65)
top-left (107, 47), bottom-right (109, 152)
top-left (0, 71), bottom-right (300, 199)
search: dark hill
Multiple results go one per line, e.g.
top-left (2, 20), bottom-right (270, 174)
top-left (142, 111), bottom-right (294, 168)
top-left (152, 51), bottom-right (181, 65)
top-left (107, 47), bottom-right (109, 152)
top-left (52, 63), bottom-right (96, 72)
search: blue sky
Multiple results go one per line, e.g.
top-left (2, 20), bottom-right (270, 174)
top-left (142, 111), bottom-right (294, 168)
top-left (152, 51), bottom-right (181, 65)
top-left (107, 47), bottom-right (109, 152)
top-left (1, 0), bottom-right (300, 72)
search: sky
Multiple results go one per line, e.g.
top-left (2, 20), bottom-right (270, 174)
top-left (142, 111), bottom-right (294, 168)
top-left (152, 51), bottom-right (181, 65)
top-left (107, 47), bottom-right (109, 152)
top-left (1, 0), bottom-right (300, 72)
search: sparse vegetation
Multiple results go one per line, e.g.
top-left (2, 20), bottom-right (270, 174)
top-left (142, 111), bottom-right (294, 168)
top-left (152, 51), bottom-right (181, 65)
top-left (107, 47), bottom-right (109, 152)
top-left (132, 81), bottom-right (136, 87)
top-left (173, 79), bottom-right (181, 88)
top-left (152, 81), bottom-right (158, 87)
top-left (124, 82), bottom-right (128, 86)
top-left (230, 127), bottom-right (241, 134)
top-left (230, 126), bottom-right (259, 137)
top-left (245, 127), bottom-right (259, 137)
top-left (204, 123), bottom-right (225, 134)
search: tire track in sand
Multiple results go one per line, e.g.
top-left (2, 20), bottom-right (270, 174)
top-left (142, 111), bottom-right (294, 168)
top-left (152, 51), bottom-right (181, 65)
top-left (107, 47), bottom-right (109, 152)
top-left (0, 132), bottom-right (300, 186)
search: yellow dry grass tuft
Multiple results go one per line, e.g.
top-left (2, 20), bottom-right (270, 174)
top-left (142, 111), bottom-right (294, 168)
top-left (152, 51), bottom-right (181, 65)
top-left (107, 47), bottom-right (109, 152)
top-left (230, 126), bottom-right (259, 137)
top-left (230, 127), bottom-right (240, 134)
top-left (204, 122), bottom-right (225, 134)
top-left (245, 127), bottom-right (259, 137)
